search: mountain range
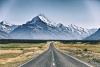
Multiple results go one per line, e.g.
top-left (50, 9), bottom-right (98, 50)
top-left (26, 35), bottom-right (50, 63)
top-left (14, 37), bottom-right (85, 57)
top-left (0, 15), bottom-right (98, 40)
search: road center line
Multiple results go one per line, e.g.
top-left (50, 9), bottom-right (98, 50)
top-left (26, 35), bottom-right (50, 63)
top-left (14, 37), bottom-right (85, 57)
top-left (53, 62), bottom-right (56, 66)
top-left (51, 50), bottom-right (56, 67)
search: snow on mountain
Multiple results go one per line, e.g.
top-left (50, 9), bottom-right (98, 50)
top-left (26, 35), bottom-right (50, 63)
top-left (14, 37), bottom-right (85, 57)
top-left (39, 14), bottom-right (49, 24)
top-left (66, 24), bottom-right (97, 39)
top-left (39, 14), bottom-right (57, 27)
top-left (0, 21), bottom-right (18, 33)
top-left (9, 15), bottom-right (97, 40)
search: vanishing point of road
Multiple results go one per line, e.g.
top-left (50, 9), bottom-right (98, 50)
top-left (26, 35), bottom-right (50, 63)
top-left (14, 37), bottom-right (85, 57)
top-left (19, 42), bottom-right (93, 67)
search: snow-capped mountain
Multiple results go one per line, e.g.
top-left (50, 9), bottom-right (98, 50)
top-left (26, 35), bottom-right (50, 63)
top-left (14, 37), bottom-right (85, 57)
top-left (66, 24), bottom-right (97, 39)
top-left (85, 28), bottom-right (100, 40)
top-left (9, 15), bottom-right (97, 40)
top-left (10, 15), bottom-right (57, 39)
top-left (0, 21), bottom-right (18, 33)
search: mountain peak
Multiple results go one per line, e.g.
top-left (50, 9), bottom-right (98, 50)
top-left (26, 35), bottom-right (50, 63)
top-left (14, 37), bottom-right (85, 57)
top-left (28, 14), bottom-right (46, 23)
top-left (26, 14), bottom-right (55, 27)
top-left (38, 14), bottom-right (45, 17)
top-left (38, 14), bottom-right (57, 26)
top-left (38, 14), bottom-right (51, 24)
top-left (31, 14), bottom-right (49, 23)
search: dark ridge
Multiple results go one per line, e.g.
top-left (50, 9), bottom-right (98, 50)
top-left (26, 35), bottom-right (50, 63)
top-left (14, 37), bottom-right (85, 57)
top-left (0, 39), bottom-right (100, 44)
top-left (0, 39), bottom-right (47, 44)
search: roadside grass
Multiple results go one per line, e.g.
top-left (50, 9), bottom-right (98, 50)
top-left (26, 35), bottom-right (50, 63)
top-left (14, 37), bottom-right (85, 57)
top-left (0, 62), bottom-right (20, 67)
top-left (0, 53), bottom-right (20, 59)
top-left (0, 43), bottom-right (45, 50)
top-left (56, 42), bottom-right (100, 53)
top-left (55, 42), bottom-right (100, 67)
top-left (0, 59), bottom-right (31, 67)
top-left (0, 42), bottom-right (47, 67)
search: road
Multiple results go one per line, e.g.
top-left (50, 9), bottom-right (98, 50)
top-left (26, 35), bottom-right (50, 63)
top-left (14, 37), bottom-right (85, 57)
top-left (19, 42), bottom-right (93, 67)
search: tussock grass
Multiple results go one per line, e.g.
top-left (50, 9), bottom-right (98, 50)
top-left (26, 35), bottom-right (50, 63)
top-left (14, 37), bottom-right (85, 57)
top-left (55, 42), bottom-right (100, 67)
top-left (0, 42), bottom-right (47, 67)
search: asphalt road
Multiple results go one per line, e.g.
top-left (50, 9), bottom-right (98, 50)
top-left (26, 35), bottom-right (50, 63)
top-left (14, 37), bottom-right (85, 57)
top-left (19, 42), bottom-right (93, 67)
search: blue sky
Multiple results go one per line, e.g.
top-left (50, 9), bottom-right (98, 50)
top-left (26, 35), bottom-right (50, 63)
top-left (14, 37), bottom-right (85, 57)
top-left (0, 0), bottom-right (100, 28)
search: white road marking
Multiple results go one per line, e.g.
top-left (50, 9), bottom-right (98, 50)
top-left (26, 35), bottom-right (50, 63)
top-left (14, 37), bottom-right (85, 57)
top-left (51, 50), bottom-right (56, 67)
top-left (62, 51), bottom-right (93, 67)
top-left (53, 62), bottom-right (56, 66)
top-left (19, 43), bottom-right (51, 67)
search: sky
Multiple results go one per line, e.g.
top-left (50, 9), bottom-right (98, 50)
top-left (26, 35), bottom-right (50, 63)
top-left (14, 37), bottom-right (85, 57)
top-left (0, 0), bottom-right (100, 29)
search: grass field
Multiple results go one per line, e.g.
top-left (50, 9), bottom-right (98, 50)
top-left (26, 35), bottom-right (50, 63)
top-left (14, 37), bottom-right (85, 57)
top-left (0, 42), bottom-right (48, 67)
top-left (55, 42), bottom-right (100, 67)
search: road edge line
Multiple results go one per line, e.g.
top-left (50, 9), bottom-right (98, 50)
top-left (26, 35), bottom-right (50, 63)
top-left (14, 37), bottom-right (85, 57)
top-left (18, 42), bottom-right (51, 67)
top-left (18, 55), bottom-right (37, 67)
top-left (58, 50), bottom-right (94, 67)
top-left (18, 48), bottom-right (49, 67)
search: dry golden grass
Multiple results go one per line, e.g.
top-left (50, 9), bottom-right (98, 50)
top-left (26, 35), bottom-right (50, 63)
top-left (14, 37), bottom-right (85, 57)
top-left (55, 42), bottom-right (100, 66)
top-left (56, 42), bottom-right (100, 53)
top-left (0, 43), bottom-right (48, 67)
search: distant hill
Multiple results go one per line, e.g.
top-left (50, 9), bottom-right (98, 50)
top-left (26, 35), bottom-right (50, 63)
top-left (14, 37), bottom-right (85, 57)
top-left (85, 28), bottom-right (100, 40)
